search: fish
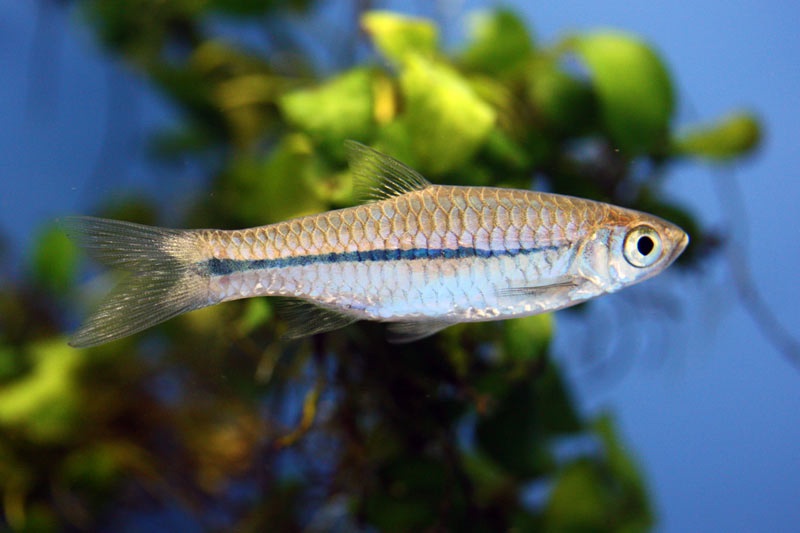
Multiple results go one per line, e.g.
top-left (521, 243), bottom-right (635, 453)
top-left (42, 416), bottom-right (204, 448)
top-left (63, 141), bottom-right (689, 348)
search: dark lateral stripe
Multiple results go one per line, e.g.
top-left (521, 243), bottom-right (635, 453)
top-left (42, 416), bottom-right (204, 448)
top-left (205, 245), bottom-right (562, 276)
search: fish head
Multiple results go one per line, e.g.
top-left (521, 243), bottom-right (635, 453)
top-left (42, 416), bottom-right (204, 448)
top-left (584, 208), bottom-right (689, 292)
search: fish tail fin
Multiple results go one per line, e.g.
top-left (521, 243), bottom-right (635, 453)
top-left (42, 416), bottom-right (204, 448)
top-left (62, 216), bottom-right (211, 348)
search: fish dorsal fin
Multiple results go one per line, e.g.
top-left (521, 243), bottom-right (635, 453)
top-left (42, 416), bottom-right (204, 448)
top-left (344, 141), bottom-right (432, 201)
top-left (274, 298), bottom-right (359, 339)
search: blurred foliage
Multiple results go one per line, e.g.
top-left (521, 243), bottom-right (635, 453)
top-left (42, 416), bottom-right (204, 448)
top-left (2, 1), bottom-right (759, 531)
top-left (674, 112), bottom-right (761, 160)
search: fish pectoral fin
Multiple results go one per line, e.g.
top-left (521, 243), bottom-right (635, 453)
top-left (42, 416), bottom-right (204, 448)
top-left (496, 279), bottom-right (579, 298)
top-left (386, 320), bottom-right (453, 344)
top-left (344, 140), bottom-right (432, 202)
top-left (274, 298), bottom-right (359, 339)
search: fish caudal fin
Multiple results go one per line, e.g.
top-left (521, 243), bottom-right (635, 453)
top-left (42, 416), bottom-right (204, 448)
top-left (62, 216), bottom-right (210, 348)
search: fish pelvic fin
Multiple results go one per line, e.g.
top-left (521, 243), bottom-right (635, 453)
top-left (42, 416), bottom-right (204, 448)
top-left (273, 298), bottom-right (359, 339)
top-left (62, 216), bottom-right (211, 348)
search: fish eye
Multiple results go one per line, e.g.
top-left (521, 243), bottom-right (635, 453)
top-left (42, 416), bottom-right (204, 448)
top-left (624, 226), bottom-right (663, 268)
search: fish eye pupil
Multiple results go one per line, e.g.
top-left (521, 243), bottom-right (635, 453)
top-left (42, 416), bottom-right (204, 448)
top-left (637, 235), bottom-right (655, 256)
top-left (624, 226), bottom-right (662, 268)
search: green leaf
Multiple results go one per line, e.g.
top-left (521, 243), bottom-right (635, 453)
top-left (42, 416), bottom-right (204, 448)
top-left (482, 129), bottom-right (534, 172)
top-left (364, 456), bottom-right (445, 532)
top-left (208, 0), bottom-right (312, 16)
top-left (31, 223), bottom-right (79, 296)
top-left (0, 340), bottom-right (83, 443)
top-left (279, 68), bottom-right (376, 151)
top-left (394, 55), bottom-right (495, 174)
top-left (527, 62), bottom-right (596, 134)
top-left (475, 360), bottom-right (581, 477)
top-left (538, 369), bottom-right (583, 435)
top-left (594, 414), bottom-right (654, 531)
top-left (545, 416), bottom-right (654, 532)
top-left (503, 313), bottom-right (553, 363)
top-left (572, 32), bottom-right (674, 154)
top-left (236, 298), bottom-right (273, 336)
top-left (462, 9), bottom-right (534, 76)
top-left (475, 380), bottom-right (546, 476)
top-left (362, 11), bottom-right (438, 64)
top-left (223, 134), bottom-right (327, 225)
top-left (83, 0), bottom-right (196, 61)
top-left (674, 112), bottom-right (761, 160)
top-left (545, 460), bottom-right (609, 531)
top-left (62, 443), bottom-right (123, 492)
top-left (0, 345), bottom-right (22, 382)
top-left (462, 451), bottom-right (512, 504)
top-left (13, 503), bottom-right (58, 533)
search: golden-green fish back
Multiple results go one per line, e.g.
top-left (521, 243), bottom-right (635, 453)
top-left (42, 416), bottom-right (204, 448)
top-left (64, 142), bottom-right (688, 347)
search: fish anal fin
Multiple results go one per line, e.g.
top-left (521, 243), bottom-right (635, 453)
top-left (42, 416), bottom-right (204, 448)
top-left (386, 320), bottom-right (453, 344)
top-left (344, 141), bottom-right (432, 202)
top-left (274, 298), bottom-right (359, 339)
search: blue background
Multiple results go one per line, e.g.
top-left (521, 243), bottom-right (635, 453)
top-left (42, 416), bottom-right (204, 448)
top-left (1, 1), bottom-right (798, 531)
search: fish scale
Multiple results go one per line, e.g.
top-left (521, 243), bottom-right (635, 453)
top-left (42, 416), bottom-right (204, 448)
top-left (63, 141), bottom-right (688, 347)
top-left (202, 187), bottom-right (595, 259)
top-left (200, 186), bottom-right (603, 322)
